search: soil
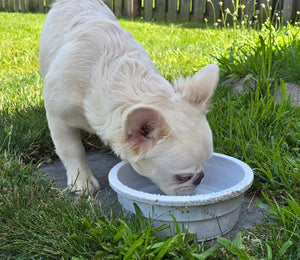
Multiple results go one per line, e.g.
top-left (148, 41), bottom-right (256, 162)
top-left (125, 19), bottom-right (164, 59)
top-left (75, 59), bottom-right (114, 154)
top-left (223, 77), bottom-right (300, 107)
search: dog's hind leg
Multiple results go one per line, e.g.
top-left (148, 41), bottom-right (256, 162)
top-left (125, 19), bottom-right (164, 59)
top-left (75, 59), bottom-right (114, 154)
top-left (46, 114), bottom-right (100, 194)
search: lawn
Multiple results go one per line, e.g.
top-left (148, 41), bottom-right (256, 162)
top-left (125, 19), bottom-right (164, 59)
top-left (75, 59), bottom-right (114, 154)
top-left (0, 12), bottom-right (299, 259)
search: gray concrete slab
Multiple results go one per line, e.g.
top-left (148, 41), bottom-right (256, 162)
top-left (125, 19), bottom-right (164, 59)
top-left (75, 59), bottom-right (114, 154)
top-left (40, 151), bottom-right (266, 239)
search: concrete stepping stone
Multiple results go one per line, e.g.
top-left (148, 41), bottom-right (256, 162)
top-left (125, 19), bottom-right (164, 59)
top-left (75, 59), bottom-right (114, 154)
top-left (41, 151), bottom-right (266, 239)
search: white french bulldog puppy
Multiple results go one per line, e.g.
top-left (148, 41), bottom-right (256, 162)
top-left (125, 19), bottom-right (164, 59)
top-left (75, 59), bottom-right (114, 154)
top-left (39, 0), bottom-right (219, 195)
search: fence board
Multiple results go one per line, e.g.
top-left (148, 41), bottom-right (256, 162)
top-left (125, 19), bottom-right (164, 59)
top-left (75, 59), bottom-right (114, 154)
top-left (223, 0), bottom-right (234, 25)
top-left (168, 0), bottom-right (177, 22)
top-left (241, 0), bottom-right (254, 22)
top-left (103, 0), bottom-right (113, 10)
top-left (114, 0), bottom-right (123, 16)
top-left (20, 0), bottom-right (25, 12)
top-left (258, 0), bottom-right (273, 23)
top-left (39, 0), bottom-right (43, 12)
top-left (29, 0), bottom-right (37, 12)
top-left (155, 0), bottom-right (166, 21)
top-left (125, 0), bottom-right (139, 19)
top-left (8, 0), bottom-right (11, 11)
top-left (4, 0), bottom-right (8, 11)
top-left (45, 0), bottom-right (51, 12)
top-left (35, 0), bottom-right (39, 12)
top-left (192, 0), bottom-right (205, 22)
top-left (283, 0), bottom-right (296, 22)
top-left (297, 0), bottom-right (300, 14)
top-left (15, 0), bottom-right (18, 11)
top-left (274, 0), bottom-right (283, 10)
top-left (207, 0), bottom-right (220, 23)
top-left (25, 0), bottom-right (30, 12)
top-left (124, 0), bottom-right (129, 18)
top-left (179, 0), bottom-right (190, 22)
top-left (144, 0), bottom-right (153, 20)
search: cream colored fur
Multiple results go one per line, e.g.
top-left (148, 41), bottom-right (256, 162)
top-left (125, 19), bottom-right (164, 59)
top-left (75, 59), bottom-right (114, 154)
top-left (39, 0), bottom-right (219, 195)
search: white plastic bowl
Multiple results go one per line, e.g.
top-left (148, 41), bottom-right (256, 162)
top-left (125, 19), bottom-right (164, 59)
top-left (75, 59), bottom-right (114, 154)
top-left (108, 153), bottom-right (254, 241)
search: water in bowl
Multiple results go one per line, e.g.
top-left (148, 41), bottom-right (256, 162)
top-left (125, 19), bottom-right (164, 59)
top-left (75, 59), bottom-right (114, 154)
top-left (139, 182), bottom-right (219, 196)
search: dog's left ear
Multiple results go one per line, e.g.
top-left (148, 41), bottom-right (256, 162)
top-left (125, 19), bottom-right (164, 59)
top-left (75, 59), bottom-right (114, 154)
top-left (174, 64), bottom-right (219, 110)
top-left (124, 106), bottom-right (170, 161)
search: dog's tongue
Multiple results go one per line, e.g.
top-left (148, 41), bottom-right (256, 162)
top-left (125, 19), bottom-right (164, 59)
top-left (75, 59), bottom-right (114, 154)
top-left (193, 171), bottom-right (204, 186)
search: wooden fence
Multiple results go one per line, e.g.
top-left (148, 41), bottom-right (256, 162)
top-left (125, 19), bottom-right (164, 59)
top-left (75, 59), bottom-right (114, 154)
top-left (0, 0), bottom-right (299, 23)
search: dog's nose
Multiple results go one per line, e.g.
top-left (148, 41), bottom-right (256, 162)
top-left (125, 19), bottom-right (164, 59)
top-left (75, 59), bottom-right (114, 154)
top-left (193, 171), bottom-right (204, 186)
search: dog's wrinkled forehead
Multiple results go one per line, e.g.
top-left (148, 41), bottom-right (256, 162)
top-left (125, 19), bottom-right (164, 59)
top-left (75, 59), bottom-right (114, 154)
top-left (157, 126), bottom-right (212, 162)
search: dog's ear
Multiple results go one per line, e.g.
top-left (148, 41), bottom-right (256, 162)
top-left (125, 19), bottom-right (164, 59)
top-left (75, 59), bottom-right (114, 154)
top-left (124, 107), bottom-right (170, 161)
top-left (174, 64), bottom-right (219, 109)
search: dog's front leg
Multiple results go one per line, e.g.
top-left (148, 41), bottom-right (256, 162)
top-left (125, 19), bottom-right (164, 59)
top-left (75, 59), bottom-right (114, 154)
top-left (47, 115), bottom-right (100, 194)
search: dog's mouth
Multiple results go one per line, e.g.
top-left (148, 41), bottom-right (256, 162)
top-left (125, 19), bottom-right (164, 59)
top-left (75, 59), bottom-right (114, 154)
top-left (174, 171), bottom-right (204, 196)
top-left (193, 170), bottom-right (204, 186)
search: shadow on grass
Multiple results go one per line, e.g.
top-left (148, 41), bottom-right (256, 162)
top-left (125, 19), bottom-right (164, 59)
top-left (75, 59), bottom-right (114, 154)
top-left (0, 105), bottom-right (53, 163)
top-left (0, 104), bottom-right (111, 164)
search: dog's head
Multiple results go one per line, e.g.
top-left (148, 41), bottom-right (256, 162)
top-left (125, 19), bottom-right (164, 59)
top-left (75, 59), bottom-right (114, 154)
top-left (123, 64), bottom-right (219, 195)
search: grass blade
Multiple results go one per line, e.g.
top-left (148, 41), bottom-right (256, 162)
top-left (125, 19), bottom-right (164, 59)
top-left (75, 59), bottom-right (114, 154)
top-left (278, 240), bottom-right (293, 256)
top-left (123, 237), bottom-right (144, 260)
top-left (217, 237), bottom-right (255, 260)
top-left (265, 242), bottom-right (272, 260)
top-left (191, 244), bottom-right (221, 259)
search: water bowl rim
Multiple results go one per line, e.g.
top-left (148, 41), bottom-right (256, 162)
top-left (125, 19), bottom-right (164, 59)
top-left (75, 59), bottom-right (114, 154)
top-left (108, 153), bottom-right (254, 207)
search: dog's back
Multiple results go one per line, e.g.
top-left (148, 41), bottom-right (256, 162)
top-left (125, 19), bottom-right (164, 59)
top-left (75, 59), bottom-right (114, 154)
top-left (39, 0), bottom-right (116, 78)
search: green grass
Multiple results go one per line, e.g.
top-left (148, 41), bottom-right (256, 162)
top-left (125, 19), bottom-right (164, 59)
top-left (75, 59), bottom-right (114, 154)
top-left (0, 12), bottom-right (299, 259)
top-left (217, 24), bottom-right (300, 85)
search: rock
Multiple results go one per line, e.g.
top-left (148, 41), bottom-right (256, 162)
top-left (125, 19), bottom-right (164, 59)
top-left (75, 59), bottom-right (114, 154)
top-left (275, 82), bottom-right (300, 106)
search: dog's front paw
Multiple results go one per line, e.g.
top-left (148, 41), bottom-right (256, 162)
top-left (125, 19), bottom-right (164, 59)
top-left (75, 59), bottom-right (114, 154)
top-left (67, 173), bottom-right (100, 195)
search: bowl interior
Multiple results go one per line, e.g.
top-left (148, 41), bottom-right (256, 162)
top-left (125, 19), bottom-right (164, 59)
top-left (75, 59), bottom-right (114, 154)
top-left (117, 155), bottom-right (245, 196)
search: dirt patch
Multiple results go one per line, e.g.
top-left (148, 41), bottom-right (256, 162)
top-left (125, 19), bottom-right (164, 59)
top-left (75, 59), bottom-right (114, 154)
top-left (223, 77), bottom-right (300, 106)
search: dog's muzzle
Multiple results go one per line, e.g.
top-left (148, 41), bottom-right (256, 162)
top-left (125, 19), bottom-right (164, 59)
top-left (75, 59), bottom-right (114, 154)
top-left (193, 171), bottom-right (204, 186)
top-left (175, 171), bottom-right (205, 195)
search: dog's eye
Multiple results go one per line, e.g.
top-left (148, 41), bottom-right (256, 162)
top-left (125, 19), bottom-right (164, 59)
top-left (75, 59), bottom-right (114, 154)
top-left (175, 174), bottom-right (192, 184)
